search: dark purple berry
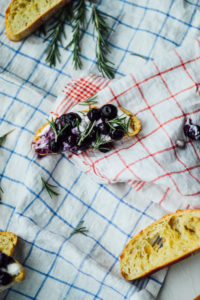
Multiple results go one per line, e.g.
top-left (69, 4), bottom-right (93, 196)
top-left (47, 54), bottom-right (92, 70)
top-left (49, 139), bottom-right (62, 153)
top-left (97, 122), bottom-right (110, 135)
top-left (98, 143), bottom-right (112, 153)
top-left (57, 126), bottom-right (71, 142)
top-left (78, 137), bottom-right (92, 151)
top-left (60, 113), bottom-right (81, 128)
top-left (109, 125), bottom-right (124, 140)
top-left (101, 104), bottom-right (118, 120)
top-left (87, 109), bottom-right (101, 122)
top-left (67, 134), bottom-right (79, 146)
top-left (184, 118), bottom-right (200, 140)
top-left (0, 252), bottom-right (14, 268)
top-left (88, 126), bottom-right (99, 142)
top-left (0, 271), bottom-right (12, 285)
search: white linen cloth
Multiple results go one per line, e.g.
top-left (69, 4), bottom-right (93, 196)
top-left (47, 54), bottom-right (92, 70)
top-left (0, 0), bottom-right (200, 299)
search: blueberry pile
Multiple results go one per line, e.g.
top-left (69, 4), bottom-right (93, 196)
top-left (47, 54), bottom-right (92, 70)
top-left (0, 252), bottom-right (15, 286)
top-left (36, 104), bottom-right (130, 155)
top-left (184, 118), bottom-right (200, 141)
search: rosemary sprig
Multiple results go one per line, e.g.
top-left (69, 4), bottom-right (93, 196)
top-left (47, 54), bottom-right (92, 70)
top-left (67, 0), bottom-right (87, 69)
top-left (107, 115), bottom-right (131, 136)
top-left (45, 3), bottom-right (73, 67)
top-left (79, 94), bottom-right (98, 106)
top-left (77, 121), bottom-right (95, 146)
top-left (71, 220), bottom-right (88, 236)
top-left (41, 176), bottom-right (59, 198)
top-left (92, 6), bottom-right (115, 79)
top-left (0, 129), bottom-right (15, 146)
top-left (47, 118), bottom-right (69, 142)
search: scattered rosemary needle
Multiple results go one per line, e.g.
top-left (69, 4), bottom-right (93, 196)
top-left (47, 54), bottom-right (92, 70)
top-left (67, 0), bottom-right (87, 69)
top-left (130, 53), bottom-right (149, 61)
top-left (71, 220), bottom-right (88, 236)
top-left (45, 3), bottom-right (73, 67)
top-left (0, 186), bottom-right (3, 201)
top-left (92, 5), bottom-right (115, 79)
top-left (79, 94), bottom-right (98, 106)
top-left (0, 129), bottom-right (15, 146)
top-left (41, 176), bottom-right (59, 199)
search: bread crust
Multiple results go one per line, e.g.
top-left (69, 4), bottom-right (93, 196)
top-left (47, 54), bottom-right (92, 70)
top-left (5, 0), bottom-right (71, 42)
top-left (120, 209), bottom-right (200, 280)
top-left (0, 232), bottom-right (17, 256)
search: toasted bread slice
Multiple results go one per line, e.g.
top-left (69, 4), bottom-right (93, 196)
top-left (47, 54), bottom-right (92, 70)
top-left (120, 209), bottom-right (200, 280)
top-left (0, 232), bottom-right (25, 292)
top-left (32, 105), bottom-right (141, 156)
top-left (5, 0), bottom-right (71, 42)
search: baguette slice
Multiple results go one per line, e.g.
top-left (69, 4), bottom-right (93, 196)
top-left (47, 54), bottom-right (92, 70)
top-left (0, 232), bottom-right (25, 292)
top-left (5, 0), bottom-right (71, 42)
top-left (120, 209), bottom-right (200, 280)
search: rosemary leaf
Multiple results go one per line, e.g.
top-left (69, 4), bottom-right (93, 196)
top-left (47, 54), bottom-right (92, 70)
top-left (47, 118), bottom-right (69, 142)
top-left (78, 121), bottom-right (95, 146)
top-left (45, 3), bottom-right (73, 67)
top-left (130, 53), bottom-right (149, 61)
top-left (79, 94), bottom-right (98, 106)
top-left (47, 118), bottom-right (58, 141)
top-left (67, 0), bottom-right (87, 69)
top-left (0, 186), bottom-right (3, 201)
top-left (0, 129), bottom-right (15, 146)
top-left (93, 132), bottom-right (112, 150)
top-left (107, 115), bottom-right (131, 136)
top-left (41, 176), bottom-right (59, 199)
top-left (71, 220), bottom-right (88, 236)
top-left (92, 5), bottom-right (115, 78)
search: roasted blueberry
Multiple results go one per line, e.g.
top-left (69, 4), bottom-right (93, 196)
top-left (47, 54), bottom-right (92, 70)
top-left (109, 125), bottom-right (124, 140)
top-left (98, 143), bottom-right (112, 153)
top-left (97, 122), bottom-right (110, 135)
top-left (57, 125), bottom-right (71, 142)
top-left (67, 134), bottom-right (78, 146)
top-left (101, 104), bottom-right (118, 120)
top-left (0, 252), bottom-right (14, 268)
top-left (60, 113), bottom-right (81, 128)
top-left (78, 136), bottom-right (93, 151)
top-left (49, 139), bottom-right (62, 153)
top-left (184, 118), bottom-right (200, 140)
top-left (87, 108), bottom-right (101, 122)
top-left (0, 271), bottom-right (12, 285)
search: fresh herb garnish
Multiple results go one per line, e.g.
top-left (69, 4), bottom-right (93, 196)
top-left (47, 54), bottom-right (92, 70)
top-left (0, 129), bottom-right (15, 146)
top-left (44, 3), bottom-right (73, 67)
top-left (92, 5), bottom-right (115, 78)
top-left (79, 94), bottom-right (98, 106)
top-left (67, 0), bottom-right (87, 69)
top-left (76, 119), bottom-right (82, 136)
top-left (107, 114), bottom-right (131, 136)
top-left (78, 121), bottom-right (95, 146)
top-left (47, 118), bottom-right (69, 142)
top-left (93, 132), bottom-right (111, 150)
top-left (41, 176), bottom-right (59, 198)
top-left (71, 220), bottom-right (88, 236)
